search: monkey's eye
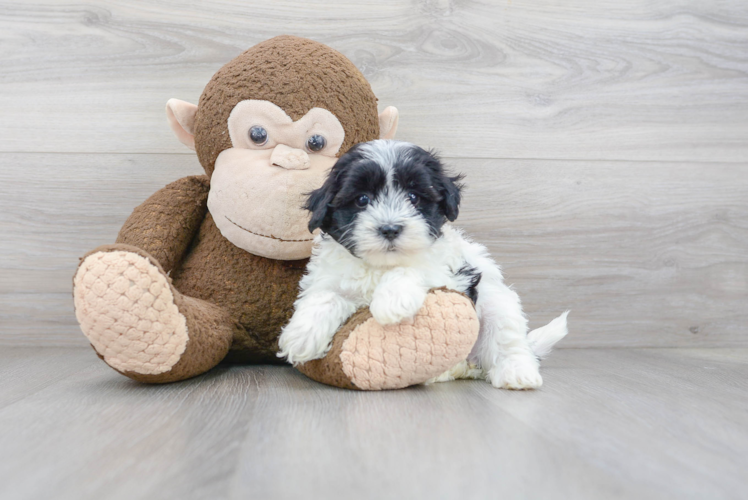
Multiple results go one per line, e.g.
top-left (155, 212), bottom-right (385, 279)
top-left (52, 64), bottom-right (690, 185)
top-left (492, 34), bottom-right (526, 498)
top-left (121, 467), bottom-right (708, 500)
top-left (355, 194), bottom-right (370, 208)
top-left (249, 126), bottom-right (268, 146)
top-left (407, 192), bottom-right (420, 206)
top-left (306, 134), bottom-right (326, 152)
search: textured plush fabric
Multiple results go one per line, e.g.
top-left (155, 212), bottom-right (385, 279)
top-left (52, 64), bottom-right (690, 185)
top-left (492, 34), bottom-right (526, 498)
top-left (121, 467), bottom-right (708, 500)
top-left (72, 36), bottom-right (480, 389)
top-left (170, 213), bottom-right (307, 363)
top-left (116, 175), bottom-right (210, 273)
top-left (297, 290), bottom-right (480, 391)
top-left (195, 35), bottom-right (380, 176)
top-left (340, 290), bottom-right (480, 390)
top-left (74, 248), bottom-right (189, 375)
top-left (227, 100), bottom-right (345, 156)
top-left (207, 147), bottom-right (336, 260)
top-left (74, 244), bottom-right (235, 383)
top-left (124, 291), bottom-right (234, 384)
top-left (296, 309), bottom-right (371, 390)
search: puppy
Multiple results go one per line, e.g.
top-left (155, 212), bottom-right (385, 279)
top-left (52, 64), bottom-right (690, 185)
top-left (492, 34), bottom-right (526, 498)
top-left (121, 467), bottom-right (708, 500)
top-left (278, 140), bottom-right (569, 389)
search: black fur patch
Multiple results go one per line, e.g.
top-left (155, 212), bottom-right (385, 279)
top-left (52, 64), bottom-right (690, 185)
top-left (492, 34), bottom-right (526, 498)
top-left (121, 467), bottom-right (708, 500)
top-left (305, 144), bottom-right (385, 254)
top-left (305, 141), bottom-right (465, 252)
top-left (390, 146), bottom-right (463, 238)
top-left (456, 264), bottom-right (481, 304)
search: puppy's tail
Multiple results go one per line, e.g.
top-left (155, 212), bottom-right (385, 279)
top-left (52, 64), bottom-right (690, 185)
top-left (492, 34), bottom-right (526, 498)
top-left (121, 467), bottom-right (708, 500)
top-left (528, 311), bottom-right (570, 360)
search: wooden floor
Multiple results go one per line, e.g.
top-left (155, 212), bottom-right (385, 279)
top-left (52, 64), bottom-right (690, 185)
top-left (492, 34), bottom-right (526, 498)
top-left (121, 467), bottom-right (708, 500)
top-left (0, 347), bottom-right (746, 500)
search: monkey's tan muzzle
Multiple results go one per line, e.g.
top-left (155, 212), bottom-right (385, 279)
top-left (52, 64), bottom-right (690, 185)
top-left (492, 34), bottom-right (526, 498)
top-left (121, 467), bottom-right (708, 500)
top-left (270, 144), bottom-right (311, 170)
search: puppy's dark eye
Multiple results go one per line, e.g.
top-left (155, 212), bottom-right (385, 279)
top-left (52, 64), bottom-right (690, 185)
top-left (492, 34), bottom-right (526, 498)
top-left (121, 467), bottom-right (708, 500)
top-left (355, 194), bottom-right (370, 208)
top-left (407, 192), bottom-right (420, 206)
top-left (249, 126), bottom-right (268, 145)
top-left (307, 134), bottom-right (326, 152)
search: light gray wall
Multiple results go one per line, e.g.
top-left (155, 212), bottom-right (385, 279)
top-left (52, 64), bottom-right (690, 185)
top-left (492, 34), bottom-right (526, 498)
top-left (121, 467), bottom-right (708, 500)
top-left (1, 0), bottom-right (746, 346)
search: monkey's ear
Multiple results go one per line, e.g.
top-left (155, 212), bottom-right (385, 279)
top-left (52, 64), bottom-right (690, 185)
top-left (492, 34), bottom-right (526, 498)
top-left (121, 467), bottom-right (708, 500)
top-left (166, 99), bottom-right (198, 150)
top-left (378, 106), bottom-right (399, 140)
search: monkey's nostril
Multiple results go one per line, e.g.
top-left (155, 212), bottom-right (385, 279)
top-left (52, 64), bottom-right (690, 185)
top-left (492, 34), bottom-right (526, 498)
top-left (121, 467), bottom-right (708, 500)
top-left (378, 224), bottom-right (403, 241)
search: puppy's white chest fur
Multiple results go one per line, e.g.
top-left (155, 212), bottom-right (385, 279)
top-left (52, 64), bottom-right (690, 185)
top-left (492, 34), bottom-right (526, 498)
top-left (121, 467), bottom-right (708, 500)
top-left (300, 224), bottom-right (474, 307)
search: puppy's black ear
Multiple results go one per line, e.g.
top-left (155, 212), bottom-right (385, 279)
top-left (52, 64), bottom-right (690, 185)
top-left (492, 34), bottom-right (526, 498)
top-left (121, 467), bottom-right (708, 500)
top-left (424, 148), bottom-right (463, 222)
top-left (306, 145), bottom-right (364, 233)
top-left (305, 182), bottom-right (335, 233)
top-left (440, 174), bottom-right (463, 222)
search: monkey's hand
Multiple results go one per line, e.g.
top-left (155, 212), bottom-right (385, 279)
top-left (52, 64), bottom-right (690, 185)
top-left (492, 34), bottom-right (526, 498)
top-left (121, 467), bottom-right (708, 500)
top-left (370, 268), bottom-right (428, 326)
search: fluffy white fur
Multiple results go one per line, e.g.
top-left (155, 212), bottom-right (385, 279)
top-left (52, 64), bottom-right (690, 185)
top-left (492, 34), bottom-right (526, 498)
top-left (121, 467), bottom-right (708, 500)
top-left (279, 224), bottom-right (569, 389)
top-left (277, 140), bottom-right (569, 389)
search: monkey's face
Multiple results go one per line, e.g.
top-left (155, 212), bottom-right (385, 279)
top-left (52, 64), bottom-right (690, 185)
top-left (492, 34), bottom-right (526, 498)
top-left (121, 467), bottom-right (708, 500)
top-left (206, 100), bottom-right (345, 260)
top-left (165, 37), bottom-right (399, 261)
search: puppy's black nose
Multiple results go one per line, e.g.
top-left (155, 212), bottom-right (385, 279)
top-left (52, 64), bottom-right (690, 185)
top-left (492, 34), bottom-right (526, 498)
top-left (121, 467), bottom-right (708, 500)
top-left (379, 224), bottom-right (403, 241)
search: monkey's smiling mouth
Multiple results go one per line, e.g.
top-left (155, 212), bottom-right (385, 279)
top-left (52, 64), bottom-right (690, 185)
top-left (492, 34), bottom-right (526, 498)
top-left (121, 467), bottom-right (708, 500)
top-left (225, 215), bottom-right (314, 243)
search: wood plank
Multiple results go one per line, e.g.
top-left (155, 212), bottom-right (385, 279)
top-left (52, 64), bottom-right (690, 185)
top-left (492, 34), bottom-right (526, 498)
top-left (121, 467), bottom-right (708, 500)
top-left (472, 347), bottom-right (748, 500)
top-left (232, 362), bottom-right (630, 500)
top-left (0, 347), bottom-right (745, 499)
top-left (0, 347), bottom-right (95, 409)
top-left (1, 153), bottom-right (746, 347)
top-left (454, 158), bottom-right (748, 347)
top-left (1, 1), bottom-right (747, 161)
top-left (0, 152), bottom-right (203, 346)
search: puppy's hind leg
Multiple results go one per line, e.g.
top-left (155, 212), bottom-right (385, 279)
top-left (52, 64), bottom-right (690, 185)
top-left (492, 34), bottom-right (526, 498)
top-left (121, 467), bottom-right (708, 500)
top-left (472, 285), bottom-right (543, 390)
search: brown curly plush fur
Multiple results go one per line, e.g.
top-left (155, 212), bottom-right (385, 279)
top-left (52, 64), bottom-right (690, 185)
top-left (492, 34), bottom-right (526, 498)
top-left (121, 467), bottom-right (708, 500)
top-left (110, 37), bottom-right (384, 366)
top-left (73, 35), bottom-right (479, 389)
top-left (113, 175), bottom-right (303, 363)
top-left (74, 36), bottom-right (383, 384)
top-left (195, 35), bottom-right (380, 176)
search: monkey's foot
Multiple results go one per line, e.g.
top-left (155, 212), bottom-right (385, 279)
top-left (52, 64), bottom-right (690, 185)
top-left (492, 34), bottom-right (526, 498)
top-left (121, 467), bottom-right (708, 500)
top-left (297, 289), bottom-right (480, 390)
top-left (73, 246), bottom-right (189, 377)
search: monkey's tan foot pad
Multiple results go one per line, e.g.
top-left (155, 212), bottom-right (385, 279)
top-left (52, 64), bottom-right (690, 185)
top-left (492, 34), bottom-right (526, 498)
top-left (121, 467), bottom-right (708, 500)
top-left (73, 250), bottom-right (188, 376)
top-left (297, 289), bottom-right (480, 390)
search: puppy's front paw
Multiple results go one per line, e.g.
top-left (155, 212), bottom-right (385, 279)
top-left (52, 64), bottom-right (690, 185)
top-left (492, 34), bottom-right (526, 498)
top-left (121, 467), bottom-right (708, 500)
top-left (488, 359), bottom-right (543, 390)
top-left (370, 290), bottom-right (426, 326)
top-left (277, 321), bottom-right (333, 365)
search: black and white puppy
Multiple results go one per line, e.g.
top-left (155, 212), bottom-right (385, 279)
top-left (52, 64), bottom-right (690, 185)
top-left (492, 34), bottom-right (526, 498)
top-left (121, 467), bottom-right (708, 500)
top-left (278, 140), bottom-right (568, 389)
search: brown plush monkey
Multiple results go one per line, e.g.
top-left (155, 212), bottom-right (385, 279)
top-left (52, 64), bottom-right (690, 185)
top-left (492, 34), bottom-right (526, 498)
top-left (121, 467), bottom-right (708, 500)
top-left (73, 36), bottom-right (479, 389)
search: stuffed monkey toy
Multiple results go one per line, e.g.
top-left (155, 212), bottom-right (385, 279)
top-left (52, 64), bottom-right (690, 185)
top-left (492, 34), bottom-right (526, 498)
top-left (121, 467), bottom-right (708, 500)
top-left (73, 36), bottom-right (479, 390)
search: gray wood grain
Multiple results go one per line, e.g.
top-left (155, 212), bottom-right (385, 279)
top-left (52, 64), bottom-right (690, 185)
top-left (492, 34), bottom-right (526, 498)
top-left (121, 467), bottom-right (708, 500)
top-left (2, 153), bottom-right (745, 347)
top-left (0, 152), bottom-right (204, 346)
top-left (0, 347), bottom-right (95, 409)
top-left (1, 1), bottom-right (747, 161)
top-left (0, 347), bottom-right (745, 500)
top-left (455, 158), bottom-right (748, 347)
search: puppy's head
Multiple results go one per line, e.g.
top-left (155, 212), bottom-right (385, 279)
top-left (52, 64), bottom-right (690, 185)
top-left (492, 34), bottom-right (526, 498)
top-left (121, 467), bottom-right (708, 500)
top-left (305, 140), bottom-right (463, 267)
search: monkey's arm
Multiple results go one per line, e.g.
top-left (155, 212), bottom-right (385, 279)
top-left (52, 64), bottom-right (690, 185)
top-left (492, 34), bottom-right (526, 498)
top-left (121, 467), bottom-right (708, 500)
top-left (116, 175), bottom-right (210, 273)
